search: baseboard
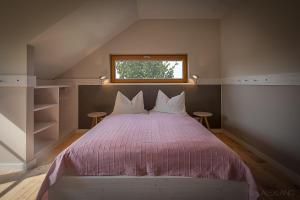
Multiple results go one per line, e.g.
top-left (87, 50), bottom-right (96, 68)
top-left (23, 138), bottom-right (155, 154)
top-left (76, 129), bottom-right (89, 134)
top-left (210, 129), bottom-right (223, 134)
top-left (25, 158), bottom-right (37, 170)
top-left (221, 129), bottom-right (300, 186)
top-left (0, 162), bottom-right (25, 171)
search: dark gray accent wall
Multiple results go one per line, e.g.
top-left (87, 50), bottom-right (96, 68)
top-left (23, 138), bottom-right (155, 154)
top-left (222, 85), bottom-right (300, 175)
top-left (79, 85), bottom-right (221, 129)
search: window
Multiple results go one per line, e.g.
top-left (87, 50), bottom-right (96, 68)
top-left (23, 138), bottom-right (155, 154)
top-left (110, 55), bottom-right (187, 83)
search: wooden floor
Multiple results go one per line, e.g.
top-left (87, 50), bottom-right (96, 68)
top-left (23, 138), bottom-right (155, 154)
top-left (0, 131), bottom-right (299, 200)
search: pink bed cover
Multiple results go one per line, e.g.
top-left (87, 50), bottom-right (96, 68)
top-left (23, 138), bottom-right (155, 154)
top-left (37, 112), bottom-right (259, 200)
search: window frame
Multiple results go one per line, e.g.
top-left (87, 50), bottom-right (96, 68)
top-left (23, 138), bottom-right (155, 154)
top-left (110, 54), bottom-right (188, 83)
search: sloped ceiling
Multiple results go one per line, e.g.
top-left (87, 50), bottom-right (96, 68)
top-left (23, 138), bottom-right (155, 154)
top-left (31, 0), bottom-right (240, 79)
top-left (31, 0), bottom-right (138, 79)
top-left (137, 0), bottom-right (240, 19)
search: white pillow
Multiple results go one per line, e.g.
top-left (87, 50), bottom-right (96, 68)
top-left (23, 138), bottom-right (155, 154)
top-left (152, 90), bottom-right (186, 114)
top-left (112, 91), bottom-right (145, 114)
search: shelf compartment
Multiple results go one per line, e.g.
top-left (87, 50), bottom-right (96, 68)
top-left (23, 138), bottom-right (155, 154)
top-left (34, 104), bottom-right (57, 112)
top-left (34, 87), bottom-right (59, 105)
top-left (34, 134), bottom-right (56, 156)
top-left (34, 121), bottom-right (56, 134)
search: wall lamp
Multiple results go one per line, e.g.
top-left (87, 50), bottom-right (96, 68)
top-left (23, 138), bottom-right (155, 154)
top-left (191, 74), bottom-right (199, 85)
top-left (99, 75), bottom-right (107, 84)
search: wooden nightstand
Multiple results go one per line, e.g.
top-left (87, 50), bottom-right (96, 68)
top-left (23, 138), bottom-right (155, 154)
top-left (87, 112), bottom-right (107, 128)
top-left (193, 112), bottom-right (213, 129)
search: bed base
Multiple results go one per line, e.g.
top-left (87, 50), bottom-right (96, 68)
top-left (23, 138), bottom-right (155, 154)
top-left (49, 176), bottom-right (248, 200)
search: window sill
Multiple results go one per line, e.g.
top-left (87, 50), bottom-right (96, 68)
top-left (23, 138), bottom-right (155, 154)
top-left (104, 82), bottom-right (194, 85)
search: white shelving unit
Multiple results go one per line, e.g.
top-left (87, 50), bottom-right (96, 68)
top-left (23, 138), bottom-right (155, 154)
top-left (34, 85), bottom-right (60, 156)
top-left (15, 48), bottom-right (76, 168)
top-left (24, 83), bottom-right (73, 161)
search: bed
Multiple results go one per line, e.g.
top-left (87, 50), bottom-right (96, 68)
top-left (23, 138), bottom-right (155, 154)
top-left (37, 112), bottom-right (259, 200)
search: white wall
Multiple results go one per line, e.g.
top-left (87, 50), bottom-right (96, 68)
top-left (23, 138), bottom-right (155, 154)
top-left (0, 0), bottom-right (85, 169)
top-left (221, 0), bottom-right (300, 77)
top-left (0, 88), bottom-right (27, 167)
top-left (221, 0), bottom-right (300, 176)
top-left (60, 19), bottom-right (221, 80)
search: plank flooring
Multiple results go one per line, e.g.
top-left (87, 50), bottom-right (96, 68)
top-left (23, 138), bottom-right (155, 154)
top-left (0, 131), bottom-right (299, 200)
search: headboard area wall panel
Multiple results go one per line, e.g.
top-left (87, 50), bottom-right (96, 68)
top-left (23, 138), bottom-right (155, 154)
top-left (79, 85), bottom-right (221, 129)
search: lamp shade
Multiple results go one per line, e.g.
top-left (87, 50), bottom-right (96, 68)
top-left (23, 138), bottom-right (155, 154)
top-left (192, 74), bottom-right (199, 79)
top-left (99, 75), bottom-right (106, 80)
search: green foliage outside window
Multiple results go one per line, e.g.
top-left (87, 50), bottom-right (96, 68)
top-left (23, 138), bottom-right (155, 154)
top-left (115, 60), bottom-right (177, 79)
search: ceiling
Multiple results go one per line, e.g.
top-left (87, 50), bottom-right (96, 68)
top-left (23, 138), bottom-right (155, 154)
top-left (31, 0), bottom-right (240, 79)
top-left (137, 0), bottom-right (239, 19)
top-left (31, 0), bottom-right (138, 79)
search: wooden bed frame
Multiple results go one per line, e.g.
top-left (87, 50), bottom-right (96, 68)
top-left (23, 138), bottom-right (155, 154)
top-left (49, 176), bottom-right (248, 200)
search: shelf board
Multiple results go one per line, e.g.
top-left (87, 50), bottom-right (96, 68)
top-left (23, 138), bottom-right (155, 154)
top-left (34, 121), bottom-right (56, 134)
top-left (34, 136), bottom-right (56, 156)
top-left (35, 85), bottom-right (70, 89)
top-left (34, 104), bottom-right (57, 112)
